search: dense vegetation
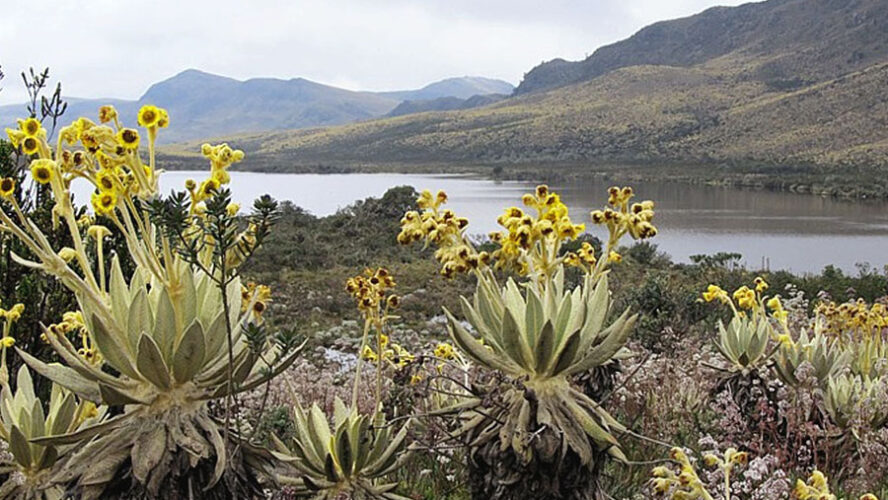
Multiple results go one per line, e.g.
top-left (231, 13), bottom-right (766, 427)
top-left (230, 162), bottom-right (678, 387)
top-left (3, 94), bottom-right (888, 498)
top-left (241, 185), bottom-right (888, 499)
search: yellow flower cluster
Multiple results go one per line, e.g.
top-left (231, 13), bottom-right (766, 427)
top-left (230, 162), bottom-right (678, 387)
top-left (6, 117), bottom-right (48, 156)
top-left (0, 177), bottom-right (15, 199)
top-left (590, 186), bottom-right (657, 243)
top-left (702, 277), bottom-right (776, 314)
top-left (398, 190), bottom-right (487, 278)
top-left (361, 337), bottom-right (414, 369)
top-left (0, 302), bottom-right (24, 323)
top-left (5, 104), bottom-right (178, 222)
top-left (346, 268), bottom-right (399, 318)
top-left (815, 299), bottom-right (888, 343)
top-left (652, 447), bottom-right (748, 500)
top-left (433, 342), bottom-right (456, 360)
top-left (0, 301), bottom-right (24, 349)
top-left (242, 283), bottom-right (272, 322)
top-left (792, 470), bottom-right (840, 500)
top-left (702, 285), bottom-right (730, 304)
top-left (489, 185), bottom-right (586, 276)
top-left (650, 448), bottom-right (711, 498)
top-left (43, 311), bottom-right (102, 365)
top-left (190, 143), bottom-right (245, 203)
top-left (732, 286), bottom-right (756, 310)
top-left (563, 241), bottom-right (597, 268)
top-left (703, 278), bottom-right (794, 344)
top-left (767, 296), bottom-right (788, 323)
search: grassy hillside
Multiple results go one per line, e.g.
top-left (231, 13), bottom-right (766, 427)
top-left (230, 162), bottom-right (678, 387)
top-left (165, 59), bottom-right (888, 178)
top-left (516, 0), bottom-right (888, 94)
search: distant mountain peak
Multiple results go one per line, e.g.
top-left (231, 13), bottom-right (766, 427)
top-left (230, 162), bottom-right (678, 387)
top-left (381, 76), bottom-right (514, 101)
top-left (1, 70), bottom-right (515, 144)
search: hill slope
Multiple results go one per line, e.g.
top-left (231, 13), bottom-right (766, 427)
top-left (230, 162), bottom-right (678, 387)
top-left (381, 77), bottom-right (513, 101)
top-left (517, 0), bottom-right (888, 94)
top-left (385, 94), bottom-right (507, 117)
top-left (193, 0), bottom-right (888, 174)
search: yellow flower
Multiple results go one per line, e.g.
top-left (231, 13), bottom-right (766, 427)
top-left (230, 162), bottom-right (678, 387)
top-left (651, 466), bottom-right (670, 478)
top-left (0, 177), bottom-right (15, 198)
top-left (754, 276), bottom-right (769, 292)
top-left (0, 337), bottom-right (14, 348)
top-left (651, 478), bottom-right (670, 494)
top-left (728, 450), bottom-right (748, 465)
top-left (30, 159), bottom-right (55, 184)
top-left (91, 190), bottom-right (118, 216)
top-left (434, 342), bottom-right (455, 360)
top-left (361, 345), bottom-right (378, 362)
top-left (185, 178), bottom-right (197, 191)
top-left (21, 135), bottom-right (40, 155)
top-left (410, 374), bottom-right (423, 385)
top-left (98, 105), bottom-right (118, 123)
top-left (702, 454), bottom-right (720, 467)
top-left (416, 189), bottom-right (435, 210)
top-left (226, 203), bottom-right (240, 216)
top-left (608, 251), bottom-right (622, 263)
top-left (733, 286), bottom-right (756, 309)
top-left (87, 225), bottom-right (112, 240)
top-left (767, 296), bottom-right (782, 310)
top-left (157, 108), bottom-right (170, 128)
top-left (18, 117), bottom-right (42, 137)
top-left (116, 128), bottom-right (140, 150)
top-left (198, 178), bottom-right (220, 200)
top-left (58, 247), bottom-right (78, 262)
top-left (95, 169), bottom-right (119, 192)
top-left (809, 470), bottom-right (827, 490)
top-left (59, 124), bottom-right (80, 146)
top-left (6, 127), bottom-right (24, 147)
top-left (702, 284), bottom-right (730, 304)
top-left (137, 105), bottom-right (161, 128)
top-left (212, 168), bottom-right (231, 185)
top-left (669, 447), bottom-right (688, 462)
top-left (7, 304), bottom-right (24, 321)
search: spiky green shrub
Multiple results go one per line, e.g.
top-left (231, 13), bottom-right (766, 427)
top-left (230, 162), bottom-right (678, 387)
top-left (774, 330), bottom-right (849, 387)
top-left (711, 315), bottom-right (772, 374)
top-left (0, 107), bottom-right (303, 498)
top-left (0, 365), bottom-right (105, 499)
top-left (272, 267), bottom-right (412, 499)
top-left (447, 270), bottom-right (634, 465)
top-left (272, 399), bottom-right (411, 499)
top-left (398, 185), bottom-right (657, 499)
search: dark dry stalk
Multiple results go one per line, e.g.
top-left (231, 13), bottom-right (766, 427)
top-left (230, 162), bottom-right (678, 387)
top-left (219, 261), bottom-right (235, 456)
top-left (246, 351), bottom-right (276, 444)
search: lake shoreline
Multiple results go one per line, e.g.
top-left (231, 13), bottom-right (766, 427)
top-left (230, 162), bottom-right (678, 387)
top-left (157, 154), bottom-right (888, 203)
top-left (104, 170), bottom-right (888, 274)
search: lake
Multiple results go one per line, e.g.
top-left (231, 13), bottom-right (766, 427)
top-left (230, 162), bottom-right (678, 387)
top-left (70, 171), bottom-right (888, 274)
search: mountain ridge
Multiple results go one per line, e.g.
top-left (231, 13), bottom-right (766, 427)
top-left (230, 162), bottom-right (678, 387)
top-left (0, 69), bottom-right (514, 143)
top-left (516, 0), bottom-right (888, 94)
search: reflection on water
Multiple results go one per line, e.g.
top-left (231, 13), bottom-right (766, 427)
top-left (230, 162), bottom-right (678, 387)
top-left (69, 171), bottom-right (888, 274)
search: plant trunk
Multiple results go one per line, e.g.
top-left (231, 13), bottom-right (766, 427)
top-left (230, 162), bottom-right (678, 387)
top-left (80, 446), bottom-right (269, 500)
top-left (467, 435), bottom-right (608, 500)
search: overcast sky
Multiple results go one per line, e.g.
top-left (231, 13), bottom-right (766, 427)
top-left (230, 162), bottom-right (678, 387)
top-left (0, 0), bottom-right (748, 104)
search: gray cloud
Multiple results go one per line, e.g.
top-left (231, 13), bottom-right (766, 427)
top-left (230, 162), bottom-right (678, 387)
top-left (0, 0), bottom-right (746, 105)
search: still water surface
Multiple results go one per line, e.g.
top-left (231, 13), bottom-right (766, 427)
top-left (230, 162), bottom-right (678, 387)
top-left (71, 171), bottom-right (888, 274)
